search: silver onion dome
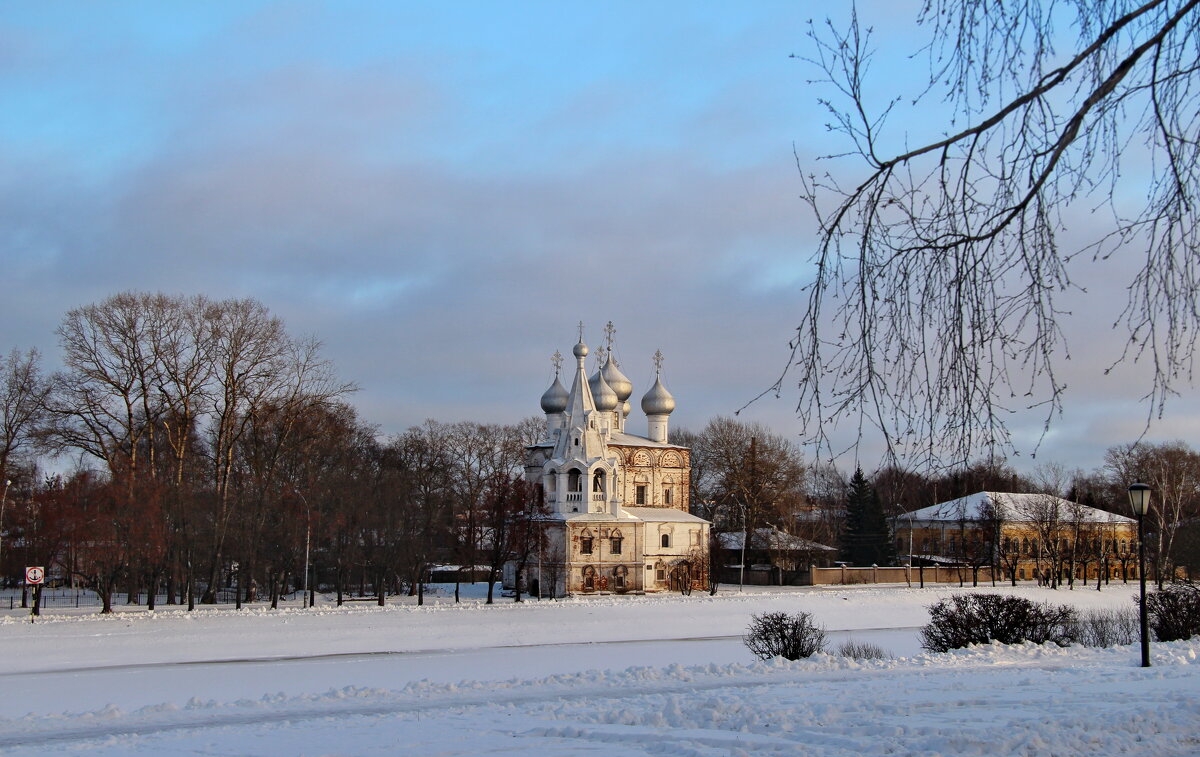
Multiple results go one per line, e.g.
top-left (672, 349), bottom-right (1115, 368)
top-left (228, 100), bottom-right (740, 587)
top-left (601, 357), bottom-right (633, 402)
top-left (573, 339), bottom-right (588, 359)
top-left (589, 369), bottom-right (619, 412)
top-left (540, 376), bottom-right (569, 413)
top-left (641, 376), bottom-right (675, 416)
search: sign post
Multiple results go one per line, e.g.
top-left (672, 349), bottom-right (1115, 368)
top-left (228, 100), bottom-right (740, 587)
top-left (25, 566), bottom-right (43, 622)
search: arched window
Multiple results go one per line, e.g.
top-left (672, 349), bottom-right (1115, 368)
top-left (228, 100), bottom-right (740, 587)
top-left (568, 469), bottom-right (582, 492)
top-left (661, 533), bottom-right (670, 548)
top-left (592, 470), bottom-right (605, 492)
top-left (612, 565), bottom-right (628, 591)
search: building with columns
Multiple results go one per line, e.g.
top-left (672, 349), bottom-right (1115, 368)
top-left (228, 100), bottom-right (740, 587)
top-left (508, 324), bottom-right (710, 596)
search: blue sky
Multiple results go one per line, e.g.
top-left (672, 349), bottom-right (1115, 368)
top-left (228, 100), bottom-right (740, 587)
top-left (3, 2), bottom-right (1194, 475)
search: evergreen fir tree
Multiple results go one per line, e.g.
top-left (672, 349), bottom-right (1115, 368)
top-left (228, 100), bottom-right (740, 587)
top-left (840, 468), bottom-right (898, 566)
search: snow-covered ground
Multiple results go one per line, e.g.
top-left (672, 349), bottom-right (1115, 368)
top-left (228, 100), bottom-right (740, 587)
top-left (0, 583), bottom-right (1196, 755)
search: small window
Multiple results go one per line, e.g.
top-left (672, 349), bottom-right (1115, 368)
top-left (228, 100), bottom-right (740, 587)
top-left (614, 573), bottom-right (625, 590)
top-left (661, 533), bottom-right (670, 548)
top-left (580, 537), bottom-right (593, 555)
top-left (690, 530), bottom-right (700, 546)
top-left (636, 485), bottom-right (647, 505)
top-left (663, 488), bottom-right (672, 505)
top-left (575, 437), bottom-right (580, 446)
top-left (656, 569), bottom-right (665, 581)
top-left (610, 537), bottom-right (622, 554)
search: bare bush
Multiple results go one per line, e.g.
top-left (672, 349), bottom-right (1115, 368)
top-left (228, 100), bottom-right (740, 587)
top-left (744, 611), bottom-right (827, 661)
top-left (920, 594), bottom-right (1077, 653)
top-left (1147, 583), bottom-right (1200, 642)
top-left (836, 640), bottom-right (891, 660)
top-left (1072, 608), bottom-right (1139, 648)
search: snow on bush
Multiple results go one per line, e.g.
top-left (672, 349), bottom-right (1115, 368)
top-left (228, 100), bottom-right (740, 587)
top-left (920, 593), bottom-right (1076, 652)
top-left (1147, 582), bottom-right (1200, 642)
top-left (743, 611), bottom-right (826, 660)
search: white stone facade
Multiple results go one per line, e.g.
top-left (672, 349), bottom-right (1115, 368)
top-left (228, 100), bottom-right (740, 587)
top-left (508, 327), bottom-right (709, 597)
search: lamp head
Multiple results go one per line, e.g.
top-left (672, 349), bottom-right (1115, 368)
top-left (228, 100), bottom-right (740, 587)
top-left (1128, 482), bottom-right (1151, 516)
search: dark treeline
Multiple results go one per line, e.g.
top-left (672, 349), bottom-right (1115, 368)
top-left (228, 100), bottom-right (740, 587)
top-left (0, 292), bottom-right (545, 612)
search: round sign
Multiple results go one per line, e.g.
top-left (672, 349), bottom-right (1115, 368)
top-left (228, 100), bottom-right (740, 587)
top-left (25, 566), bottom-right (44, 585)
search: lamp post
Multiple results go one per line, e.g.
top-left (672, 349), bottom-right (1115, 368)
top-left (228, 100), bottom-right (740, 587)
top-left (0, 479), bottom-right (11, 574)
top-left (738, 502), bottom-right (747, 592)
top-left (296, 491), bottom-right (312, 609)
top-left (1128, 482), bottom-right (1152, 668)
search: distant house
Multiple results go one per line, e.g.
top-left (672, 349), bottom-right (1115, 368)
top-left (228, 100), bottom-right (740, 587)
top-left (892, 492), bottom-right (1139, 584)
top-left (716, 527), bottom-right (837, 585)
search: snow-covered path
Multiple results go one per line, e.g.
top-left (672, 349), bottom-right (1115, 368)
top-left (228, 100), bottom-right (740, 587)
top-left (1, 584), bottom-right (1195, 755)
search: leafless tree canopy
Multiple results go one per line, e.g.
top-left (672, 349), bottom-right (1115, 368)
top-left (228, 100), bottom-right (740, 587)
top-left (789, 0), bottom-right (1200, 468)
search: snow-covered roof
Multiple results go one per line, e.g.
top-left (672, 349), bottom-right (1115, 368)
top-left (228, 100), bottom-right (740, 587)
top-left (622, 506), bottom-right (708, 524)
top-left (527, 430), bottom-right (688, 450)
top-left (561, 507), bottom-right (708, 525)
top-left (899, 492), bottom-right (1134, 525)
top-left (718, 528), bottom-right (837, 552)
top-left (605, 431), bottom-right (688, 450)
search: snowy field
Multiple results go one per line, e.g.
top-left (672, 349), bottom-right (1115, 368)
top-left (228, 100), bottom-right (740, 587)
top-left (0, 583), bottom-right (1196, 755)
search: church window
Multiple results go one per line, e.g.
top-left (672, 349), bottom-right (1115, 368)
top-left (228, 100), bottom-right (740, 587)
top-left (568, 469), bottom-right (582, 492)
top-left (614, 571), bottom-right (625, 590)
top-left (661, 533), bottom-right (670, 548)
top-left (593, 470), bottom-right (605, 492)
top-left (636, 485), bottom-right (647, 504)
top-left (656, 568), bottom-right (665, 581)
top-left (610, 537), bottom-right (622, 554)
top-left (691, 530), bottom-right (700, 546)
top-left (663, 488), bottom-right (672, 505)
top-left (580, 537), bottom-right (593, 555)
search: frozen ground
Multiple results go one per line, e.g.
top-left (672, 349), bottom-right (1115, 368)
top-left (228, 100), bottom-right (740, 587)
top-left (0, 582), bottom-right (1196, 755)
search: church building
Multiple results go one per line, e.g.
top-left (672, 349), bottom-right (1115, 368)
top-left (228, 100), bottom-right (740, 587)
top-left (509, 323), bottom-right (710, 597)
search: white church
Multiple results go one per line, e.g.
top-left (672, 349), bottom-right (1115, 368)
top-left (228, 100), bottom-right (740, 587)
top-left (506, 323), bottom-right (710, 597)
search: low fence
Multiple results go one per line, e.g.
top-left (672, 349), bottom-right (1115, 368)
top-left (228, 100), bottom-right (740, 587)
top-left (809, 564), bottom-right (996, 586)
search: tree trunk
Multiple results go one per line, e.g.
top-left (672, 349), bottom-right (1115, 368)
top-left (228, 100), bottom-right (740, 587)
top-left (485, 568), bottom-right (498, 604)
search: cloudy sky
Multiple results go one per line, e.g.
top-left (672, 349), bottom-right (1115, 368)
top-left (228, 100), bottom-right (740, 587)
top-left (3, 2), bottom-right (1196, 475)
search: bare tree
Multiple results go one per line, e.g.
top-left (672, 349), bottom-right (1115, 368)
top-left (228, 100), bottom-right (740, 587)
top-left (690, 416), bottom-right (806, 541)
top-left (1105, 440), bottom-right (1200, 586)
top-left (0, 348), bottom-right (50, 481)
top-left (786, 1), bottom-right (1200, 467)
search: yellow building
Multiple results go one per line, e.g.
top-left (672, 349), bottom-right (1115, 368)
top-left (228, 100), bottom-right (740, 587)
top-left (893, 492), bottom-right (1140, 584)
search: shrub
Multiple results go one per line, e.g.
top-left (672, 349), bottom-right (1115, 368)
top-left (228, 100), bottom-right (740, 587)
top-left (836, 639), bottom-right (891, 660)
top-left (1072, 608), bottom-right (1139, 648)
top-left (744, 611), bottom-right (827, 660)
top-left (920, 593), bottom-right (1077, 652)
top-left (1146, 583), bottom-right (1200, 642)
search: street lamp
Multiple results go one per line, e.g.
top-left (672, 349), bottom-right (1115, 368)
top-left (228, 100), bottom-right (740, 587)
top-left (1128, 482), bottom-right (1152, 668)
top-left (738, 502), bottom-right (748, 592)
top-left (0, 479), bottom-right (11, 572)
